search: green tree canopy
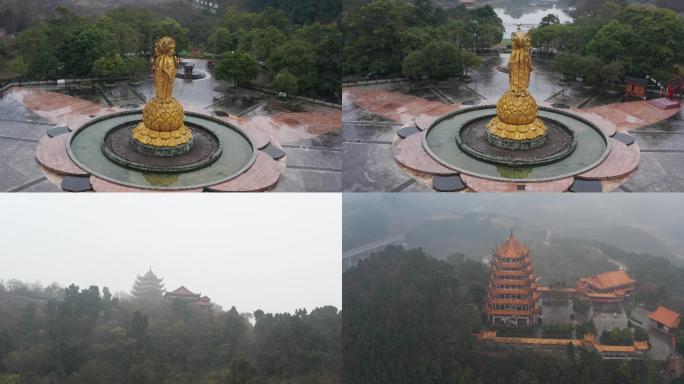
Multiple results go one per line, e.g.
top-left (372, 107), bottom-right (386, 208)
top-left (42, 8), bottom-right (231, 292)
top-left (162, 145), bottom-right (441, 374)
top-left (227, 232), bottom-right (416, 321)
top-left (214, 51), bottom-right (258, 85)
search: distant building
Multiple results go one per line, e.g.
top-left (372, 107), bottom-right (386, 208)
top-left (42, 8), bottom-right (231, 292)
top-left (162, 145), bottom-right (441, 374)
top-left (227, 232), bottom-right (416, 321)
top-left (131, 268), bottom-right (165, 302)
top-left (485, 232), bottom-right (540, 326)
top-left (165, 286), bottom-right (213, 308)
top-left (576, 269), bottom-right (636, 304)
top-left (625, 77), bottom-right (649, 99)
top-left (190, 0), bottom-right (227, 13)
top-left (648, 306), bottom-right (681, 336)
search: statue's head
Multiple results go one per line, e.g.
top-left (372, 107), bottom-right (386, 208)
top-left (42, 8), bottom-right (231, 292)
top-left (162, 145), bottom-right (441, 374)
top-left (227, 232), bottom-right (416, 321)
top-left (511, 31), bottom-right (531, 51)
top-left (156, 36), bottom-right (177, 56)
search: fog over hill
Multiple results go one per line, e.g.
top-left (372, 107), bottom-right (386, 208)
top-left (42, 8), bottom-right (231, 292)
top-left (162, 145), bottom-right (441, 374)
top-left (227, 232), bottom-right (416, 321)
top-left (343, 194), bottom-right (684, 277)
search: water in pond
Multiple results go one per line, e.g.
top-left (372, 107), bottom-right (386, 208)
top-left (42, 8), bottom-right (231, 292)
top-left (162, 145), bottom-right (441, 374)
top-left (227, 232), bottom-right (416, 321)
top-left (493, 1), bottom-right (573, 36)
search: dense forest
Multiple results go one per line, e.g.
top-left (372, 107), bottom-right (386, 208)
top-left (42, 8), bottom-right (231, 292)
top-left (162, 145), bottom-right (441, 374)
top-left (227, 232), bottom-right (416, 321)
top-left (0, 280), bottom-right (340, 384)
top-left (343, 246), bottom-right (678, 384)
top-left (0, 0), bottom-right (341, 100)
top-left (532, 0), bottom-right (684, 84)
top-left (341, 0), bottom-right (503, 79)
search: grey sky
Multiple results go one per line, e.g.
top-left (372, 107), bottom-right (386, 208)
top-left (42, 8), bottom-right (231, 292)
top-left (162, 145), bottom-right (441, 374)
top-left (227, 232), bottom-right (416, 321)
top-left (0, 194), bottom-right (341, 314)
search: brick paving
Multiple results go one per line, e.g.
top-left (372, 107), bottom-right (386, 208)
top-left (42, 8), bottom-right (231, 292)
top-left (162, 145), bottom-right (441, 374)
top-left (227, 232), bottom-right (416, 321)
top-left (460, 174), bottom-right (574, 192)
top-left (394, 133), bottom-right (457, 176)
top-left (10, 88), bottom-right (120, 130)
top-left (578, 140), bottom-right (640, 180)
top-left (34, 133), bottom-right (88, 176)
top-left (206, 152), bottom-right (281, 192)
top-left (347, 89), bottom-right (460, 123)
top-left (577, 100), bottom-right (682, 132)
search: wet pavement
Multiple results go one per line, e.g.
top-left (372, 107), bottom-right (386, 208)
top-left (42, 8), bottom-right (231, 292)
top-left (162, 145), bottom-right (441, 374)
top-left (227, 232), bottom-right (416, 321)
top-left (0, 59), bottom-right (341, 192)
top-left (342, 53), bottom-right (684, 192)
top-left (633, 306), bottom-right (675, 361)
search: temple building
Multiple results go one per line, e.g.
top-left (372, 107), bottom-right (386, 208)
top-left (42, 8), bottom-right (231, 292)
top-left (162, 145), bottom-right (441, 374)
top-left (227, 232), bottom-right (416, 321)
top-left (648, 306), bottom-right (681, 336)
top-left (576, 269), bottom-right (636, 304)
top-left (165, 286), bottom-right (213, 308)
top-left (485, 232), bottom-right (540, 326)
top-left (131, 268), bottom-right (165, 302)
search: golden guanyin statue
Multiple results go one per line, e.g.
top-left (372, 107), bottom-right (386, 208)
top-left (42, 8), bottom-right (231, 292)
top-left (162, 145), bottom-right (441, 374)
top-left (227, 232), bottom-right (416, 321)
top-left (487, 31), bottom-right (547, 143)
top-left (132, 36), bottom-right (192, 150)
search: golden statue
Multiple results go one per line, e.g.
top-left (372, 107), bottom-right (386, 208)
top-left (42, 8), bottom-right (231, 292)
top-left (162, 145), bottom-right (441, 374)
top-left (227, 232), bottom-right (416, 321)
top-left (487, 31), bottom-right (547, 142)
top-left (132, 36), bottom-right (192, 149)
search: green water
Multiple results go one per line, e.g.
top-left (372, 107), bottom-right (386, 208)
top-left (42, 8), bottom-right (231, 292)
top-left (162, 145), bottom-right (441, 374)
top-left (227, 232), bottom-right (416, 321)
top-left (69, 112), bottom-right (255, 190)
top-left (424, 108), bottom-right (608, 182)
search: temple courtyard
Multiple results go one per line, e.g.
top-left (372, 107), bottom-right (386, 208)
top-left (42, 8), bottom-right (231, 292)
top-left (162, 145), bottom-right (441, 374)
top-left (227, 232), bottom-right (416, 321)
top-left (0, 60), bottom-right (341, 192)
top-left (343, 54), bottom-right (684, 192)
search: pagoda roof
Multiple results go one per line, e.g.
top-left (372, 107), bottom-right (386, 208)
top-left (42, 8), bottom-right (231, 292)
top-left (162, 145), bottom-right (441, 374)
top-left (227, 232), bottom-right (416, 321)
top-left (495, 233), bottom-right (529, 258)
top-left (167, 286), bottom-right (200, 296)
top-left (581, 270), bottom-right (635, 290)
top-left (649, 306), bottom-right (681, 328)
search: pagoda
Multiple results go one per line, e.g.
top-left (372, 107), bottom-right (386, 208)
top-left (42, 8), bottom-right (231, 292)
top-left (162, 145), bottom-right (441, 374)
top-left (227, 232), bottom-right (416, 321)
top-left (485, 231), bottom-right (540, 326)
top-left (131, 268), bottom-right (165, 302)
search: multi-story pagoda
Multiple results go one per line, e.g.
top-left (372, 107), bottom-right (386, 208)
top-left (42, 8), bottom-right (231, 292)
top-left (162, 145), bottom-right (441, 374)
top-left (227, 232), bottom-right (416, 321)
top-left (485, 232), bottom-right (540, 326)
top-left (131, 268), bottom-right (165, 302)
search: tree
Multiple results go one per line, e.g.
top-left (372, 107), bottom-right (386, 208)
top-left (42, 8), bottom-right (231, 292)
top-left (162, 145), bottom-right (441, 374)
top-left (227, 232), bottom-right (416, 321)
top-left (18, 24), bottom-right (60, 78)
top-left (268, 40), bottom-right (318, 91)
top-left (60, 24), bottom-right (116, 76)
top-left (401, 50), bottom-right (425, 80)
top-left (214, 51), bottom-right (258, 86)
top-left (460, 50), bottom-right (481, 77)
top-left (273, 70), bottom-right (298, 95)
top-left (540, 14), bottom-right (561, 27)
top-left (581, 56), bottom-right (604, 85)
top-left (572, 297), bottom-right (590, 315)
top-left (343, 246), bottom-right (481, 383)
top-left (585, 20), bottom-right (633, 64)
top-left (125, 57), bottom-right (149, 79)
top-left (401, 41), bottom-right (462, 80)
top-left (151, 18), bottom-right (190, 53)
top-left (207, 27), bottom-right (235, 56)
top-left (227, 357), bottom-right (257, 384)
top-left (342, 0), bottom-right (406, 75)
top-left (600, 61), bottom-right (625, 86)
top-left (92, 53), bottom-right (127, 80)
top-left (238, 26), bottom-right (286, 61)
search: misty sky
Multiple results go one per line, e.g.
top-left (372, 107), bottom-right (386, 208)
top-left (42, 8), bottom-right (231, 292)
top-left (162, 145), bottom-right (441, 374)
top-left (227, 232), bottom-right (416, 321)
top-left (0, 194), bottom-right (341, 314)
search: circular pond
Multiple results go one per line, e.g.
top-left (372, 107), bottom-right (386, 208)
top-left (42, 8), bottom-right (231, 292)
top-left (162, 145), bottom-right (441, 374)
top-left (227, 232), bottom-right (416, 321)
top-left (423, 106), bottom-right (609, 182)
top-left (69, 111), bottom-right (256, 190)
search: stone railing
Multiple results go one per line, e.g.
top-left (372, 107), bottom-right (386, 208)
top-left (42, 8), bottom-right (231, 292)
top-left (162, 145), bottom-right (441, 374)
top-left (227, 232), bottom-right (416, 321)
top-left (0, 76), bottom-right (131, 94)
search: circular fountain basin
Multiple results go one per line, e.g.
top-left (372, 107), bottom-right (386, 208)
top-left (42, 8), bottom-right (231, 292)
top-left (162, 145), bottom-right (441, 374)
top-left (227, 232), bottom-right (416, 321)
top-left (423, 106), bottom-right (609, 182)
top-left (69, 111), bottom-right (256, 190)
top-left (102, 123), bottom-right (222, 173)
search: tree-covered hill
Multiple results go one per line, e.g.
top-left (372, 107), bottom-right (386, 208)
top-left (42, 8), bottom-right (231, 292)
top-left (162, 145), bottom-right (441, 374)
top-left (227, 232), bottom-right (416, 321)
top-left (0, 280), bottom-right (340, 384)
top-left (342, 245), bottom-right (667, 384)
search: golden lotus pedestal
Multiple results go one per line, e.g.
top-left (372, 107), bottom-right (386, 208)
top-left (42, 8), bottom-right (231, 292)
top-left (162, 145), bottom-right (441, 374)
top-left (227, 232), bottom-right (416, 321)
top-left (486, 90), bottom-right (548, 150)
top-left (130, 96), bottom-right (194, 157)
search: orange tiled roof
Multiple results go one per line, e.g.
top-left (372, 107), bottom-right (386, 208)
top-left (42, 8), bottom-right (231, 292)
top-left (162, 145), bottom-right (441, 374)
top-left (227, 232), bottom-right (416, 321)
top-left (649, 306), bottom-right (681, 328)
top-left (496, 233), bottom-right (529, 258)
top-left (168, 286), bottom-right (198, 296)
top-left (582, 270), bottom-right (635, 290)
